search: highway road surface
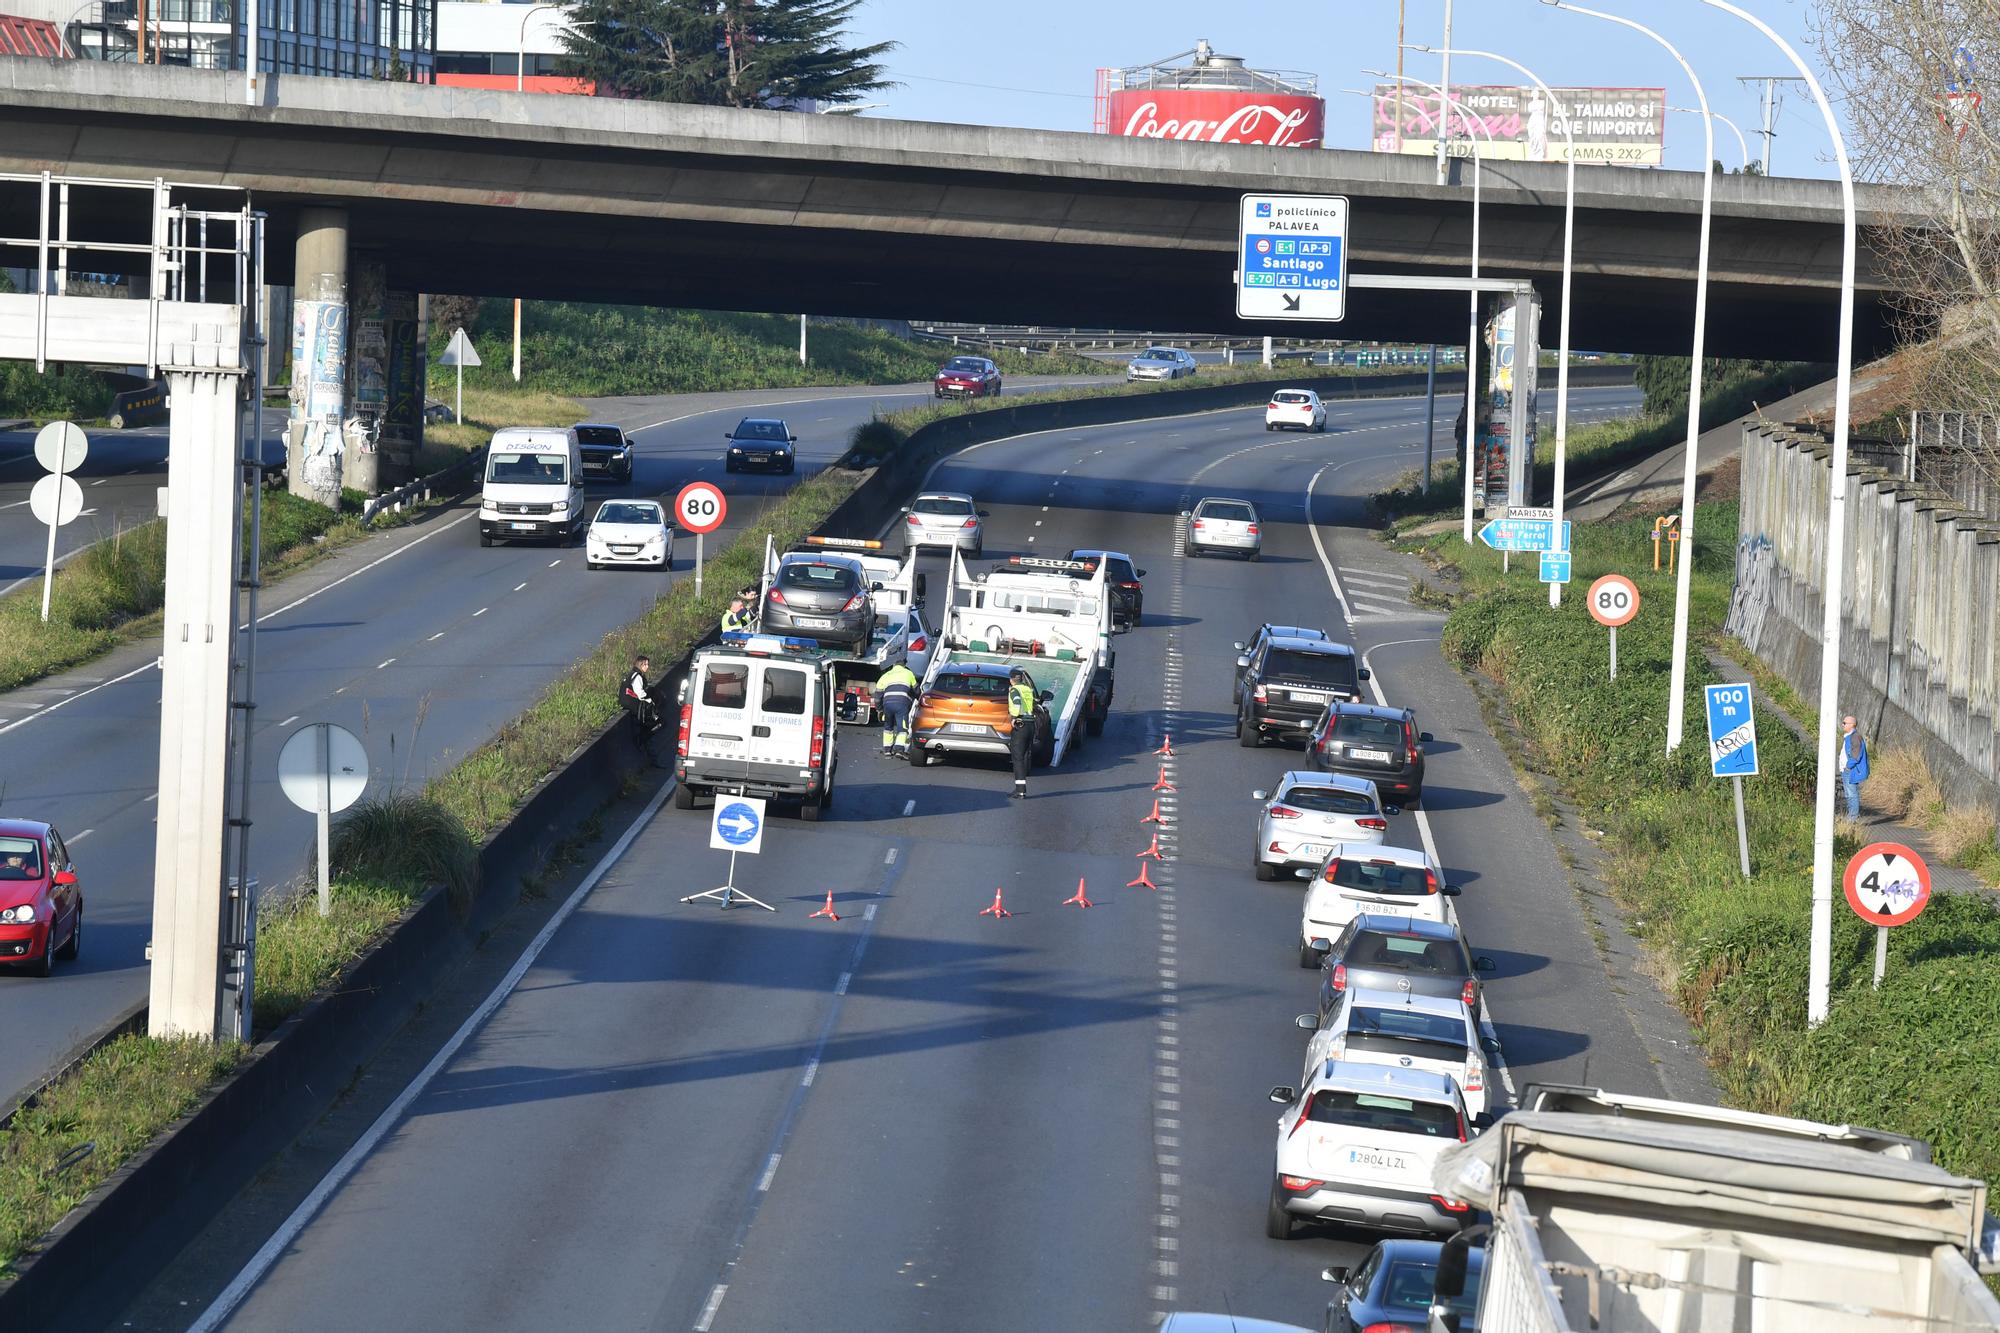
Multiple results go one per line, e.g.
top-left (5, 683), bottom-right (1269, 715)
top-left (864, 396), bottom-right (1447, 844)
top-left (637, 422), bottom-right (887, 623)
top-left (101, 383), bottom-right (1692, 1333)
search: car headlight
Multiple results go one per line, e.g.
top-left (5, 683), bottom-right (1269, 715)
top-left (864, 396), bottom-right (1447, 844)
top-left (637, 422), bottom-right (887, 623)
top-left (2, 904), bottom-right (35, 924)
top-left (730, 446), bottom-right (743, 454)
top-left (481, 500), bottom-right (497, 513)
top-left (550, 501), bottom-right (568, 515)
top-left (645, 533), bottom-right (665, 547)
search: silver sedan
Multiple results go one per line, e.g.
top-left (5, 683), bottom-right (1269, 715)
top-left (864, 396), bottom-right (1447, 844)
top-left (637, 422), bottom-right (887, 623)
top-left (902, 491), bottom-right (984, 555)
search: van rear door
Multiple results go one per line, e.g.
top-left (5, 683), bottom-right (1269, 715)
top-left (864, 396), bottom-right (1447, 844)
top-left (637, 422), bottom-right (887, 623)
top-left (692, 659), bottom-right (755, 781)
top-left (747, 661), bottom-right (815, 772)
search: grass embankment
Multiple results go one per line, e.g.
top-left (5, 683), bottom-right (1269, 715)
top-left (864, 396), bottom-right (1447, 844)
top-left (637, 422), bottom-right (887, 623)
top-left (1373, 360), bottom-right (1826, 521)
top-left (433, 301), bottom-right (1109, 398)
top-left (1399, 497), bottom-right (2000, 1204)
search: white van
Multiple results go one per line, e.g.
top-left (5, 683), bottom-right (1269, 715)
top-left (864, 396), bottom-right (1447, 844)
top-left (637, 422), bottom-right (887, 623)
top-left (674, 636), bottom-right (840, 821)
top-left (480, 426), bottom-right (584, 547)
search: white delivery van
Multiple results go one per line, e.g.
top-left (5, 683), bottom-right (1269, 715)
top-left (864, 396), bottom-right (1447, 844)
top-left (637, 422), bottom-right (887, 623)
top-left (480, 426), bottom-right (585, 547)
top-left (674, 635), bottom-right (841, 821)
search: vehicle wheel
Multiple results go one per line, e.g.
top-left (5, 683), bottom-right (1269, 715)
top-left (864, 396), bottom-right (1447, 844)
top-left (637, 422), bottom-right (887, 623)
top-left (1255, 858), bottom-right (1280, 882)
top-left (801, 797), bottom-right (824, 822)
top-left (1086, 712), bottom-right (1105, 737)
top-left (1265, 422), bottom-right (1275, 432)
top-left (1249, 550), bottom-right (1262, 563)
top-left (1265, 1180), bottom-right (1296, 1240)
top-left (674, 782), bottom-right (697, 810)
top-left (479, 532), bottom-right (493, 548)
top-left (1315, 421), bottom-right (1327, 433)
top-left (587, 559), bottom-right (599, 570)
top-left (28, 928), bottom-right (54, 978)
top-left (972, 542), bottom-right (983, 560)
top-left (1298, 941), bottom-right (1320, 969)
top-left (1405, 787), bottom-right (1422, 807)
top-left (785, 459), bottom-right (796, 475)
top-left (57, 908), bottom-right (80, 961)
top-left (1238, 712), bottom-right (1260, 748)
top-left (906, 745), bottom-right (929, 767)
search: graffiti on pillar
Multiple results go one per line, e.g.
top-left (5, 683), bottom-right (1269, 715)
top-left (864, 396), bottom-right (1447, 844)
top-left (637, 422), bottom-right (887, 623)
top-left (350, 261), bottom-right (389, 453)
top-left (382, 289), bottom-right (422, 464)
top-left (1726, 533), bottom-right (1777, 654)
top-left (1474, 299), bottom-right (1537, 508)
top-left (291, 298), bottom-right (348, 492)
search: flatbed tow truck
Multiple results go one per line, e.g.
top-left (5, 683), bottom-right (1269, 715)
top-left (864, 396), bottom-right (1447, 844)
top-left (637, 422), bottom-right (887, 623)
top-left (759, 536), bottom-right (933, 727)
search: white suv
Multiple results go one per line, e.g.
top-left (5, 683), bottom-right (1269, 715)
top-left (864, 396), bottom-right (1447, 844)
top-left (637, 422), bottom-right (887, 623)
top-left (1266, 388), bottom-right (1327, 432)
top-left (1299, 843), bottom-right (1457, 966)
top-left (1266, 1062), bottom-right (1472, 1239)
top-left (1295, 985), bottom-right (1492, 1122)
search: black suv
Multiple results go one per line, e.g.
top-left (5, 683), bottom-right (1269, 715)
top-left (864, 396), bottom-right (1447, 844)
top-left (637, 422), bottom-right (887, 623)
top-left (1308, 701), bottom-right (1432, 804)
top-left (1234, 635), bottom-right (1367, 747)
top-left (572, 422), bottom-right (633, 483)
top-left (1066, 549), bottom-right (1145, 630)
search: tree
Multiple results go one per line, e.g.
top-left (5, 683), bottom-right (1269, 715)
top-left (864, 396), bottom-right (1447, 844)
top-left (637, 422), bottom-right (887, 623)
top-left (558, 0), bottom-right (893, 109)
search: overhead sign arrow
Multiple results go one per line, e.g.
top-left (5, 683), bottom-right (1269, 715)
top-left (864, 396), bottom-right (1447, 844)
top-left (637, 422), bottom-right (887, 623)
top-left (1281, 293), bottom-right (1301, 312)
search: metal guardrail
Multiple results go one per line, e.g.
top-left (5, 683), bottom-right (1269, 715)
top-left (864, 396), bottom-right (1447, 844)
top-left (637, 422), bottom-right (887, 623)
top-left (359, 445), bottom-right (486, 523)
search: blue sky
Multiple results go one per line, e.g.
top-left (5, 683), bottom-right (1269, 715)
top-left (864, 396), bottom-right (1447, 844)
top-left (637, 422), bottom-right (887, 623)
top-left (843, 0), bottom-right (1841, 179)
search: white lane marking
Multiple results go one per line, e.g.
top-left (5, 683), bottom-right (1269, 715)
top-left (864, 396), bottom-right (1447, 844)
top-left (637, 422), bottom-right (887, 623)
top-left (549, 559), bottom-right (562, 568)
top-left (144, 791), bottom-right (158, 802)
top-left (0, 655), bottom-right (159, 739)
top-left (278, 715), bottom-right (299, 727)
top-left (864, 903), bottom-right (877, 921)
top-left (884, 848), bottom-right (898, 865)
top-left (1339, 570), bottom-right (1407, 590)
top-left (834, 971), bottom-right (851, 996)
top-left (474, 607), bottom-right (488, 616)
top-left (90, 478), bottom-right (106, 486)
top-left (901, 799), bottom-right (915, 816)
top-left (801, 1057), bottom-right (819, 1087)
top-left (189, 777), bottom-right (678, 1332)
top-left (256, 511), bottom-right (475, 625)
top-left (512, 582), bottom-right (527, 592)
top-left (695, 1284), bottom-right (729, 1332)
top-left (427, 632), bottom-right (444, 642)
top-left (376, 658), bottom-right (395, 670)
top-left (757, 1154), bottom-right (782, 1192)
top-left (69, 828), bottom-right (94, 842)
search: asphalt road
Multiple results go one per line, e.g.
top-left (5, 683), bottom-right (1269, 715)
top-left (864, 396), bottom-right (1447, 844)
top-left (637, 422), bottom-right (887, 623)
top-left (0, 374), bottom-right (1098, 1105)
top-left (147, 383), bottom-right (1694, 1333)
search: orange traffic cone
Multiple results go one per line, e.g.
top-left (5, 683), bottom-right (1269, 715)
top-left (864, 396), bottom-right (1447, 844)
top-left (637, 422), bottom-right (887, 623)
top-left (808, 888), bottom-right (841, 921)
top-left (1127, 860), bottom-right (1159, 890)
top-left (1140, 799), bottom-right (1168, 825)
top-left (1137, 832), bottom-right (1164, 860)
top-left (1155, 734), bottom-right (1174, 756)
top-left (1151, 765), bottom-right (1177, 793)
top-left (979, 886), bottom-right (1013, 918)
top-left (1062, 877), bottom-right (1094, 908)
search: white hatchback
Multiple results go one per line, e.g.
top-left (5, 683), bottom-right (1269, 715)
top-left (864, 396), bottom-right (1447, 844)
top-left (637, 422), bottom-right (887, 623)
top-left (1266, 388), bottom-right (1327, 432)
top-left (1266, 1062), bottom-right (1472, 1240)
top-left (585, 499), bottom-right (673, 570)
top-left (1298, 843), bottom-right (1457, 967)
top-left (1253, 772), bottom-right (1388, 881)
top-left (1295, 985), bottom-right (1492, 1122)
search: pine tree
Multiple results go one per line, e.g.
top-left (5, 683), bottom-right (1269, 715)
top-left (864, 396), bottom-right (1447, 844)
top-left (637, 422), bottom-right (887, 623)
top-left (557, 0), bottom-right (893, 108)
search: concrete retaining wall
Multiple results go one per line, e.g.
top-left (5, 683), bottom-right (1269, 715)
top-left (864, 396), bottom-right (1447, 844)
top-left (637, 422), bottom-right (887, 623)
top-left (1727, 421), bottom-right (2000, 814)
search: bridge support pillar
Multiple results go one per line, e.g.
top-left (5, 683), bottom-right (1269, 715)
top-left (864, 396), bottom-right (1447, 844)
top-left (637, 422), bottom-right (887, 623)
top-left (148, 331), bottom-right (248, 1040)
top-left (287, 206), bottom-right (348, 507)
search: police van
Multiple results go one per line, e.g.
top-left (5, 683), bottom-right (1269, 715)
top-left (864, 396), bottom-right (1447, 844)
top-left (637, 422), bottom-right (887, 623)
top-left (479, 426), bottom-right (585, 547)
top-left (674, 634), bottom-right (842, 821)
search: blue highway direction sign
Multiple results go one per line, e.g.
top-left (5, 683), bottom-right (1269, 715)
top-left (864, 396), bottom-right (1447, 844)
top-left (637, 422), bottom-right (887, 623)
top-left (1237, 194), bottom-right (1349, 322)
top-left (1478, 517), bottom-right (1571, 553)
top-left (1539, 551), bottom-right (1573, 584)
top-left (710, 797), bottom-right (767, 854)
top-left (1703, 683), bottom-right (1760, 777)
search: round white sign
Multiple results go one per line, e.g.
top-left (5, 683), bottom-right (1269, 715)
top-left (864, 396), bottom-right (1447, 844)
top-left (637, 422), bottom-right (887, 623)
top-left (675, 481), bottom-right (728, 535)
top-left (34, 420), bottom-right (88, 475)
top-left (277, 723), bottom-right (369, 814)
top-left (29, 474), bottom-right (84, 527)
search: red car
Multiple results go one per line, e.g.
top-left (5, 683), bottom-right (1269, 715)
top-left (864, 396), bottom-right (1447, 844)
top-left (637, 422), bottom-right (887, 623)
top-left (932, 356), bottom-right (1002, 400)
top-left (0, 819), bottom-right (83, 976)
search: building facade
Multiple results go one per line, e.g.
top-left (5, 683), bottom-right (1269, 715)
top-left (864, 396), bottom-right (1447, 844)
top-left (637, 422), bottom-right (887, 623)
top-left (6, 0), bottom-right (433, 80)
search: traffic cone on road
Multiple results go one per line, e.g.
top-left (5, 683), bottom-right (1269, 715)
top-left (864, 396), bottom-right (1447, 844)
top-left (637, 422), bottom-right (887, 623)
top-left (1155, 734), bottom-right (1174, 757)
top-left (1062, 877), bottom-right (1094, 909)
top-left (1151, 765), bottom-right (1177, 793)
top-left (1140, 798), bottom-right (1168, 825)
top-left (808, 888), bottom-right (841, 922)
top-left (1127, 860), bottom-right (1159, 890)
top-left (979, 886), bottom-right (1013, 918)
top-left (1136, 832), bottom-right (1164, 860)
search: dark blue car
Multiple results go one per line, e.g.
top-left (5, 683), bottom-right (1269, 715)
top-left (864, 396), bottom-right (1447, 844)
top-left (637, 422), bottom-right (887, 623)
top-left (1321, 1238), bottom-right (1485, 1332)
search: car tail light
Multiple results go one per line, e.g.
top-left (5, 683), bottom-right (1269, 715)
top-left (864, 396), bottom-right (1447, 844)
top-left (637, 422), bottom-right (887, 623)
top-left (909, 635), bottom-right (927, 653)
top-left (1357, 817), bottom-right (1388, 831)
top-left (1253, 684), bottom-right (1268, 703)
top-left (1432, 1193), bottom-right (1472, 1212)
top-left (1192, 518), bottom-right (1205, 528)
top-left (1279, 1175), bottom-right (1322, 1192)
top-left (1120, 581), bottom-right (1141, 590)
top-left (1463, 1057), bottom-right (1484, 1094)
top-left (1406, 723), bottom-right (1420, 764)
top-left (1268, 805), bottom-right (1301, 819)
top-left (1268, 402), bottom-right (1281, 410)
top-left (906, 514), bottom-right (922, 526)
top-left (1328, 962), bottom-right (1347, 992)
top-left (1359, 1322), bottom-right (1420, 1333)
top-left (1323, 860), bottom-right (1341, 883)
top-left (767, 588), bottom-right (787, 605)
top-left (677, 703), bottom-right (692, 753)
top-left (1425, 870), bottom-right (1440, 894)
top-left (1246, 524), bottom-right (1259, 535)
top-left (809, 715), bottom-right (826, 767)
top-left (1461, 977), bottom-right (1478, 1006)
top-left (962, 518), bottom-right (978, 529)
top-left (842, 593), bottom-right (867, 612)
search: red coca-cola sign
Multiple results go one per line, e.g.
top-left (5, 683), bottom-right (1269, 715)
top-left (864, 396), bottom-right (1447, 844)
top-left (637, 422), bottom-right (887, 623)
top-left (1109, 89), bottom-right (1325, 148)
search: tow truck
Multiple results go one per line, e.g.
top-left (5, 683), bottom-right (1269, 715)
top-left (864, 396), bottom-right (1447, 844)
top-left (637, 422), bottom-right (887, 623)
top-left (905, 553), bottom-right (1114, 769)
top-left (674, 633), bottom-right (841, 820)
top-left (759, 536), bottom-right (934, 727)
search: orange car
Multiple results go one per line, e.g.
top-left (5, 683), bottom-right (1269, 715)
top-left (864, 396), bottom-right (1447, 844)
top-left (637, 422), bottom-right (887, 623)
top-left (906, 663), bottom-right (1050, 768)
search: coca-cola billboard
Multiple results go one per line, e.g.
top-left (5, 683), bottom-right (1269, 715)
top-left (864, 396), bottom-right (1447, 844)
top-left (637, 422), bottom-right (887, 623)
top-left (1109, 89), bottom-right (1325, 148)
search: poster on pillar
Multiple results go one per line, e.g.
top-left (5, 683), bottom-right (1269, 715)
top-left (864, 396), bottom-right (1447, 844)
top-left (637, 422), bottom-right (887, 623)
top-left (350, 260), bottom-right (389, 451)
top-left (1475, 297), bottom-right (1539, 512)
top-left (291, 299), bottom-right (348, 498)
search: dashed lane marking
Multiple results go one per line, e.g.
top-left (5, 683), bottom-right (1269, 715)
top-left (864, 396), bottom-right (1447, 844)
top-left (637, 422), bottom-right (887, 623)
top-left (902, 799), bottom-right (915, 816)
top-left (474, 607), bottom-right (488, 616)
top-left (427, 632), bottom-right (444, 642)
top-left (513, 582), bottom-right (527, 592)
top-left (278, 715), bottom-right (299, 727)
top-left (376, 658), bottom-right (396, 670)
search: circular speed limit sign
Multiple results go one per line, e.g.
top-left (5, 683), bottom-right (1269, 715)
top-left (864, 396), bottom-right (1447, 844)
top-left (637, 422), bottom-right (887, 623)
top-left (674, 481), bottom-right (727, 535)
top-left (1586, 573), bottom-right (1641, 628)
top-left (1844, 841), bottom-right (1931, 926)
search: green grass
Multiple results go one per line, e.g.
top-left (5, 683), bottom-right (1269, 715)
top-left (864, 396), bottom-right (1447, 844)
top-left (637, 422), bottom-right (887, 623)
top-left (253, 877), bottom-right (424, 1030)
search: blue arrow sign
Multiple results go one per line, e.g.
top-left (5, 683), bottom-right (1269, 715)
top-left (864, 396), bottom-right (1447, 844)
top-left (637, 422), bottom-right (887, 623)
top-left (715, 801), bottom-right (762, 846)
top-left (1478, 517), bottom-right (1572, 553)
top-left (1539, 551), bottom-right (1573, 584)
top-left (1703, 683), bottom-right (1760, 778)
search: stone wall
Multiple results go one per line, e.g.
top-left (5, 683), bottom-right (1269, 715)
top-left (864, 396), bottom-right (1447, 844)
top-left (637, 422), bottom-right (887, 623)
top-left (1728, 421), bottom-right (2000, 813)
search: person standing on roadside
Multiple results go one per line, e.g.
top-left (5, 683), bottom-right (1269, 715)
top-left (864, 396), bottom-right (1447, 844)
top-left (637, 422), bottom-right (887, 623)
top-left (621, 654), bottom-right (663, 763)
top-left (875, 660), bottom-right (918, 758)
top-left (1006, 667), bottom-right (1038, 800)
top-left (1840, 714), bottom-right (1870, 821)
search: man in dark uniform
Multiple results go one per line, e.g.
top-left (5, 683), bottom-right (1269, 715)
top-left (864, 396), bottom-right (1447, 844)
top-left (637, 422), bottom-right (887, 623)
top-left (621, 653), bottom-right (662, 761)
top-left (1006, 667), bottom-right (1038, 800)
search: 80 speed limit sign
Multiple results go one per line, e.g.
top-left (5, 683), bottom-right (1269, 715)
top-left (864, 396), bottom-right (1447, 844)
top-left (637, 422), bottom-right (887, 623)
top-left (1586, 574), bottom-right (1640, 628)
top-left (674, 481), bottom-right (727, 535)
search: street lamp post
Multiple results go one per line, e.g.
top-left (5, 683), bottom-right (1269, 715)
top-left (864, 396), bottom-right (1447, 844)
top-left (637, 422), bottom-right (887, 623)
top-left (1697, 0), bottom-right (1859, 1030)
top-left (517, 2), bottom-right (561, 92)
top-left (1670, 105), bottom-right (1750, 172)
top-left (1540, 3), bottom-right (1715, 763)
top-left (1415, 44), bottom-right (1576, 590)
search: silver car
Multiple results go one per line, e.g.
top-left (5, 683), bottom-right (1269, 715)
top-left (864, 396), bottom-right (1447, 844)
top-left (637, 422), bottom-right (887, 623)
top-left (1252, 771), bottom-right (1389, 881)
top-left (1127, 346), bottom-right (1198, 381)
top-left (1185, 495), bottom-right (1261, 560)
top-left (902, 491), bottom-right (984, 556)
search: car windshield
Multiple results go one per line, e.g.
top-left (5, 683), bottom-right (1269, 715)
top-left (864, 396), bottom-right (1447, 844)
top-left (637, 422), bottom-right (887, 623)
top-left (1348, 1006), bottom-right (1468, 1055)
top-left (595, 503), bottom-right (660, 526)
top-left (1332, 715), bottom-right (1406, 744)
top-left (1267, 649), bottom-right (1357, 688)
top-left (1069, 554), bottom-right (1136, 581)
top-left (1350, 934), bottom-right (1466, 976)
top-left (932, 671), bottom-right (1007, 697)
top-left (1328, 858), bottom-right (1434, 896)
top-left (486, 451), bottom-right (567, 484)
top-left (735, 420), bottom-right (789, 441)
top-left (943, 359), bottom-right (986, 374)
top-left (1279, 787), bottom-right (1377, 816)
top-left (1140, 348), bottom-right (1175, 360)
top-left (0, 837), bottom-right (42, 879)
top-left (1199, 502), bottom-right (1255, 523)
top-left (1381, 1258), bottom-right (1483, 1314)
top-left (778, 562), bottom-right (858, 592)
top-left (913, 496), bottom-right (973, 516)
top-left (573, 426), bottom-right (623, 445)
top-left (1306, 1090), bottom-right (1459, 1137)
top-left (1274, 391), bottom-right (1312, 405)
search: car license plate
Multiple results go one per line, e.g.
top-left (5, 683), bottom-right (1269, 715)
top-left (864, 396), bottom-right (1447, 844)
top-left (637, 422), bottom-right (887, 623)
top-left (1288, 690), bottom-right (1329, 704)
top-left (1296, 843), bottom-right (1327, 858)
top-left (511, 522), bottom-right (536, 530)
top-left (1352, 748), bottom-right (1393, 762)
top-left (1347, 1147), bottom-right (1410, 1171)
top-left (945, 723), bottom-right (986, 734)
top-left (795, 617), bottom-right (834, 629)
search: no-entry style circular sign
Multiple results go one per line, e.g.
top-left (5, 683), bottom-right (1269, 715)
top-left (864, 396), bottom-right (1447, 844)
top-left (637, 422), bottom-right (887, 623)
top-left (1843, 841), bottom-right (1931, 926)
top-left (34, 420), bottom-right (88, 474)
top-left (277, 722), bottom-right (369, 815)
top-left (1586, 573), bottom-right (1641, 628)
top-left (675, 481), bottom-right (727, 535)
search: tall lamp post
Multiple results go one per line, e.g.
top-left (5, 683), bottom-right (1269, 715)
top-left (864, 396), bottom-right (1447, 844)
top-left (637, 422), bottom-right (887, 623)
top-left (512, 2), bottom-right (564, 384)
top-left (1698, 0), bottom-right (1858, 1030)
top-left (1671, 105), bottom-right (1751, 172)
top-left (1362, 71), bottom-right (1497, 540)
top-left (1415, 44), bottom-right (1576, 592)
top-left (1541, 1), bottom-right (1716, 763)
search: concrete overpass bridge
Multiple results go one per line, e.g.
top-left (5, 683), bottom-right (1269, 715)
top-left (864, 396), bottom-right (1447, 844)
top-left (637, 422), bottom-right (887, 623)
top-left (0, 61), bottom-right (1915, 358)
